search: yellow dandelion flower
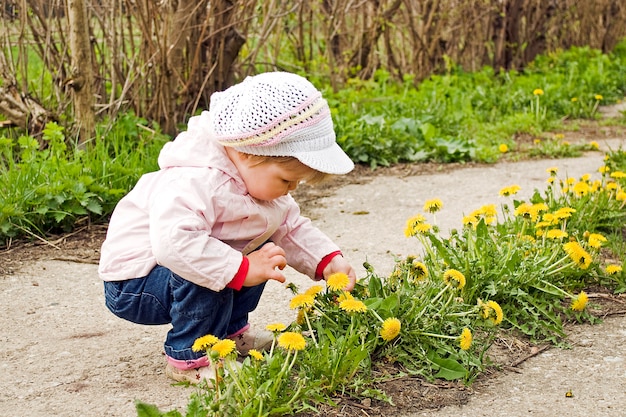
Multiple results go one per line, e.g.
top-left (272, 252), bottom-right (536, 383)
top-left (606, 265), bottom-right (623, 275)
top-left (616, 190), bottom-right (626, 202)
top-left (479, 204), bottom-right (498, 219)
top-left (590, 141), bottom-right (599, 149)
top-left (305, 285), bottom-right (324, 297)
top-left (563, 241), bottom-right (592, 270)
top-left (480, 300), bottom-right (504, 325)
top-left (499, 185), bottom-right (521, 197)
top-left (424, 198), bottom-right (444, 213)
top-left (610, 171), bottom-right (626, 179)
top-left (599, 166), bottom-right (611, 174)
top-left (499, 144), bottom-right (509, 153)
top-left (594, 94), bottom-right (603, 100)
top-left (554, 207), bottom-right (576, 220)
top-left (571, 97), bottom-right (578, 102)
top-left (571, 291), bottom-right (588, 312)
top-left (266, 322), bottom-right (287, 333)
top-left (546, 229), bottom-right (568, 240)
top-left (443, 269), bottom-right (466, 289)
top-left (587, 233), bottom-right (607, 248)
top-left (459, 328), bottom-right (472, 351)
top-left (380, 318), bottom-right (401, 341)
top-left (337, 291), bottom-right (354, 302)
top-left (412, 260), bottom-right (429, 280)
top-left (514, 202), bottom-right (533, 219)
top-left (339, 298), bottom-right (368, 313)
top-left (212, 339), bottom-right (237, 358)
top-left (533, 88), bottom-right (544, 96)
top-left (404, 214), bottom-right (427, 237)
top-left (277, 332), bottom-right (306, 351)
top-left (573, 181), bottom-right (590, 196)
top-left (289, 293), bottom-right (315, 310)
top-left (555, 133), bottom-right (565, 140)
top-left (547, 166), bottom-right (558, 176)
top-left (326, 272), bottom-right (350, 291)
top-left (463, 215), bottom-right (479, 227)
top-left (192, 334), bottom-right (219, 352)
top-left (248, 349), bottom-right (264, 361)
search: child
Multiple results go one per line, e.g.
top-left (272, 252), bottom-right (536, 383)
top-left (98, 72), bottom-right (357, 384)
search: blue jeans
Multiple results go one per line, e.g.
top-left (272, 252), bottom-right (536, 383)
top-left (103, 265), bottom-right (266, 361)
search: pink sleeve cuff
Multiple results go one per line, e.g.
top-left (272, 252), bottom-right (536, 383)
top-left (227, 256), bottom-right (248, 290)
top-left (315, 251), bottom-right (342, 280)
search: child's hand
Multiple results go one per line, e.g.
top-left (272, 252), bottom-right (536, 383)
top-left (244, 242), bottom-right (287, 286)
top-left (323, 256), bottom-right (357, 291)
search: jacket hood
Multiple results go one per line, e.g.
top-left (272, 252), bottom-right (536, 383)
top-left (158, 111), bottom-right (236, 176)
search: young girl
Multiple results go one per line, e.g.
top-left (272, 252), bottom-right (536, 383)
top-left (98, 72), bottom-right (357, 384)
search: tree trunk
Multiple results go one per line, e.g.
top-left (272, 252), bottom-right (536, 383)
top-left (67, 0), bottom-right (95, 144)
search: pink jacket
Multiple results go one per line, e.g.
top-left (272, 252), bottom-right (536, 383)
top-left (98, 111), bottom-right (340, 291)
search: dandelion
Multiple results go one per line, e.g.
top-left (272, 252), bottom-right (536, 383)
top-left (305, 285), bottom-right (324, 297)
top-left (599, 166), bottom-right (611, 174)
top-left (212, 339), bottom-right (237, 358)
top-left (339, 298), bottom-right (367, 313)
top-left (266, 322), bottom-right (287, 333)
top-left (412, 260), bottom-right (429, 280)
top-left (563, 241), bottom-right (592, 270)
top-left (326, 272), bottom-right (350, 291)
top-left (616, 190), bottom-right (626, 202)
top-left (380, 318), bottom-right (401, 341)
top-left (606, 265), bottom-right (623, 275)
top-left (571, 97), bottom-right (578, 102)
top-left (289, 293), bottom-right (315, 309)
top-left (546, 229), bottom-right (568, 240)
top-left (480, 300), bottom-right (504, 325)
top-left (192, 334), bottom-right (219, 352)
top-left (404, 214), bottom-right (427, 237)
top-left (337, 291), bottom-right (354, 302)
top-left (248, 349), bottom-right (263, 361)
top-left (610, 171), bottom-right (626, 179)
top-left (570, 291), bottom-right (589, 312)
top-left (443, 269), bottom-right (466, 289)
top-left (459, 328), bottom-right (472, 350)
top-left (587, 233), bottom-right (607, 249)
top-left (554, 207), bottom-right (576, 220)
top-left (606, 182), bottom-right (619, 192)
top-left (590, 141), bottom-right (599, 150)
top-left (533, 88), bottom-right (544, 96)
top-left (499, 144), bottom-right (509, 153)
top-left (547, 166), bottom-right (558, 176)
top-left (573, 181), bottom-right (590, 196)
top-left (424, 198), bottom-right (444, 213)
top-left (278, 332), bottom-right (306, 351)
top-left (462, 214), bottom-right (479, 227)
top-left (499, 185), bottom-right (521, 197)
top-left (595, 94), bottom-right (603, 101)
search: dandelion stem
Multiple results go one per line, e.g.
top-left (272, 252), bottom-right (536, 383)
top-left (304, 310), bottom-right (318, 347)
top-left (418, 331), bottom-right (456, 340)
top-left (538, 278), bottom-right (575, 299)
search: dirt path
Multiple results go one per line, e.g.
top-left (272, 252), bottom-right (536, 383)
top-left (1, 136), bottom-right (625, 417)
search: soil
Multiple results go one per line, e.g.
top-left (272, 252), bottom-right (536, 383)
top-left (1, 113), bottom-right (626, 417)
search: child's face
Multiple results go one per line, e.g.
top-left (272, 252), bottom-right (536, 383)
top-left (232, 153), bottom-right (314, 201)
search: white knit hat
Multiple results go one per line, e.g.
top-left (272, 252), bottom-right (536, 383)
top-left (209, 72), bottom-right (354, 175)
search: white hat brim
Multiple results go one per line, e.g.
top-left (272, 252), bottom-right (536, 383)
top-left (292, 142), bottom-right (354, 175)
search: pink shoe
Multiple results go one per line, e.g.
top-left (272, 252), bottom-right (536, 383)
top-left (164, 362), bottom-right (218, 386)
top-left (228, 325), bottom-right (274, 355)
